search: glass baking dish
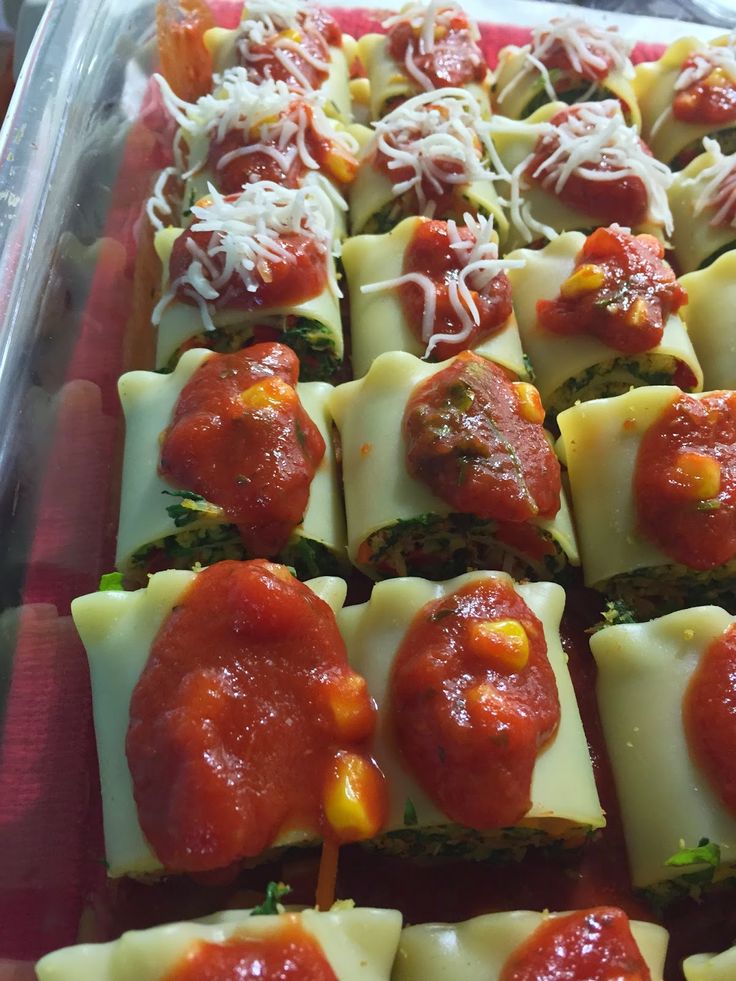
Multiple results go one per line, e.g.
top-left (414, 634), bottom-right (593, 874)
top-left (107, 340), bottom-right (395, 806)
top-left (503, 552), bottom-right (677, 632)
top-left (0, 0), bottom-right (731, 972)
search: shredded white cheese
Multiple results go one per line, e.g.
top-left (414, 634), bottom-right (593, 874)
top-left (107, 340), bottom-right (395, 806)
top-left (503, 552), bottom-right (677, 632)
top-left (651, 40), bottom-right (736, 141)
top-left (497, 16), bottom-right (634, 105)
top-left (361, 212), bottom-right (524, 358)
top-left (381, 1), bottom-right (483, 93)
top-left (690, 137), bottom-right (736, 227)
top-left (154, 70), bottom-right (357, 184)
top-left (147, 166), bottom-right (178, 232)
top-left (370, 88), bottom-right (502, 211)
top-left (503, 100), bottom-right (673, 243)
top-left (234, 0), bottom-right (330, 90)
top-left (152, 180), bottom-right (339, 330)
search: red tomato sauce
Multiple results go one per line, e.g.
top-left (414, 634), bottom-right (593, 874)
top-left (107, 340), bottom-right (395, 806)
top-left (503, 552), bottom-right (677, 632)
top-left (157, 0), bottom-right (215, 102)
top-left (683, 621), bottom-right (736, 819)
top-left (239, 8), bottom-right (341, 91)
top-left (159, 343), bottom-right (324, 557)
top-left (674, 55), bottom-right (736, 125)
top-left (386, 13), bottom-right (487, 89)
top-left (164, 919), bottom-right (337, 981)
top-left (374, 145), bottom-right (473, 218)
top-left (126, 560), bottom-right (386, 872)
top-left (210, 104), bottom-right (357, 194)
top-left (536, 225), bottom-right (687, 355)
top-left (400, 219), bottom-right (512, 360)
top-left (403, 352), bottom-right (561, 522)
top-left (634, 391), bottom-right (736, 570)
top-left (169, 217), bottom-right (328, 312)
top-left (528, 106), bottom-right (649, 226)
top-left (500, 907), bottom-right (651, 981)
top-left (389, 578), bottom-right (560, 828)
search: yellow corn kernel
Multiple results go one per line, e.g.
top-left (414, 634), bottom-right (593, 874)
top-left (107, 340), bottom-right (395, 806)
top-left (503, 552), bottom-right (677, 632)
top-left (673, 451), bottom-right (721, 500)
top-left (327, 674), bottom-right (372, 742)
top-left (239, 377), bottom-right (295, 411)
top-left (325, 146), bottom-right (358, 185)
top-left (513, 382), bottom-right (545, 425)
top-left (281, 27), bottom-right (301, 41)
top-left (194, 194), bottom-right (213, 210)
top-left (626, 297), bottom-right (649, 327)
top-left (323, 752), bottom-right (381, 840)
top-left (708, 67), bottom-right (731, 87)
top-left (349, 77), bottom-right (371, 107)
top-left (468, 618), bottom-right (530, 672)
top-left (464, 681), bottom-right (504, 722)
top-left (560, 263), bottom-right (606, 299)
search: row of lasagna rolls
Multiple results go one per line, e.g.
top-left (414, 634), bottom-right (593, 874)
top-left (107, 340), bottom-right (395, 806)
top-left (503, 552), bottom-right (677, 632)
top-left (592, 606), bottom-right (736, 901)
top-left (72, 565), bottom-right (602, 879)
top-left (36, 904), bottom-right (670, 980)
top-left (557, 385), bottom-right (736, 613)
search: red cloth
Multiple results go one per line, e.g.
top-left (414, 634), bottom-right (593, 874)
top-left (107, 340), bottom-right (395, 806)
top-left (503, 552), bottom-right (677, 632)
top-left (0, 1), bottom-right (666, 964)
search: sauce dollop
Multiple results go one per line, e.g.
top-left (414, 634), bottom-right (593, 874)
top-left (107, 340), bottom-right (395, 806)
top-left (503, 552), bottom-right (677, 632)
top-left (164, 919), bottom-right (337, 981)
top-left (674, 53), bottom-right (736, 126)
top-left (528, 105), bottom-right (649, 226)
top-left (157, 0), bottom-right (215, 102)
top-left (389, 579), bottom-right (560, 828)
top-left (403, 352), bottom-right (561, 522)
top-left (634, 391), bottom-right (736, 570)
top-left (127, 560), bottom-right (386, 872)
top-left (386, 11), bottom-right (486, 89)
top-left (159, 343), bottom-right (324, 557)
top-left (400, 219), bottom-right (512, 360)
top-left (683, 621), bottom-right (736, 818)
top-left (536, 225), bottom-right (687, 355)
top-left (169, 218), bottom-right (328, 312)
top-left (500, 907), bottom-right (651, 981)
top-left (239, 8), bottom-right (341, 91)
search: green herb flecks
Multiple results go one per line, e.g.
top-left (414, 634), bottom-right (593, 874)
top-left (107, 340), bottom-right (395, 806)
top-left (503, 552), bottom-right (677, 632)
top-left (99, 572), bottom-right (124, 592)
top-left (666, 838), bottom-right (721, 870)
top-left (250, 882), bottom-right (291, 916)
top-left (448, 380), bottom-right (475, 412)
top-left (403, 799), bottom-right (418, 827)
top-left (162, 489), bottom-right (223, 528)
top-left (696, 498), bottom-right (721, 512)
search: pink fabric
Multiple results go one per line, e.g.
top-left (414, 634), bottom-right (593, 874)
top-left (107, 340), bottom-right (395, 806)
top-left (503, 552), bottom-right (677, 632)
top-left (0, 2), bottom-right (666, 966)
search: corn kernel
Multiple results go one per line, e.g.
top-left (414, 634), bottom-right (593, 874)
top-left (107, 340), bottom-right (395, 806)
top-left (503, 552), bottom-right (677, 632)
top-left (560, 263), bottom-right (605, 299)
top-left (349, 77), bottom-right (371, 106)
top-left (281, 27), bottom-right (301, 41)
top-left (513, 382), bottom-right (545, 424)
top-left (323, 752), bottom-right (382, 840)
top-left (194, 194), bottom-right (213, 209)
top-left (327, 674), bottom-right (373, 742)
top-left (239, 377), bottom-right (295, 411)
top-left (468, 618), bottom-right (530, 672)
top-left (465, 681), bottom-right (504, 721)
top-left (673, 451), bottom-right (721, 500)
top-left (626, 297), bottom-right (649, 328)
top-left (325, 146), bottom-right (358, 184)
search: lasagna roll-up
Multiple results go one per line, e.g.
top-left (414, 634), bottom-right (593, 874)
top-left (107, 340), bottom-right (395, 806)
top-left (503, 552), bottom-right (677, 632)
top-left (394, 909), bottom-right (667, 980)
top-left (493, 16), bottom-right (639, 127)
top-left (329, 350), bottom-right (578, 582)
top-left (151, 181), bottom-right (343, 379)
top-left (557, 386), bottom-right (736, 612)
top-left (348, 88), bottom-right (507, 238)
top-left (680, 251), bottom-right (736, 390)
top-left (492, 100), bottom-right (673, 251)
top-left (635, 35), bottom-right (736, 171)
top-left (204, 0), bottom-right (354, 121)
top-left (507, 226), bottom-right (701, 417)
top-left (669, 138), bottom-right (736, 272)
top-left (71, 561), bottom-right (387, 878)
top-left (592, 608), bottom-right (736, 900)
top-left (148, 71), bottom-right (359, 235)
top-left (338, 573), bottom-right (604, 859)
top-left (684, 946), bottom-right (736, 981)
top-left (342, 213), bottom-right (526, 377)
top-left (357, 1), bottom-right (490, 120)
top-left (36, 905), bottom-right (402, 981)
top-left (116, 345), bottom-right (346, 582)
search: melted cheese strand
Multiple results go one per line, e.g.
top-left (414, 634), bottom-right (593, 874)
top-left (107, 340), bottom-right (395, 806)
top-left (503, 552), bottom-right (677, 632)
top-left (146, 166), bottom-right (178, 231)
top-left (691, 136), bottom-right (736, 227)
top-left (371, 88), bottom-right (500, 210)
top-left (361, 213), bottom-right (524, 356)
top-left (152, 180), bottom-right (339, 327)
top-left (504, 101), bottom-right (673, 242)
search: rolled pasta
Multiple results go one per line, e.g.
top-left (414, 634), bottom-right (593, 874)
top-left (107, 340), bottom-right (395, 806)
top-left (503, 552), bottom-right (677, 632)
top-left (36, 905), bottom-right (402, 980)
top-left (329, 351), bottom-right (579, 582)
top-left (680, 250), bottom-right (736, 390)
top-left (394, 909), bottom-right (667, 980)
top-left (338, 573), bottom-right (605, 859)
top-left (591, 607), bottom-right (736, 897)
top-left (342, 214), bottom-right (526, 378)
top-left (493, 16), bottom-right (639, 127)
top-left (684, 946), bottom-right (736, 981)
top-left (116, 348), bottom-right (346, 581)
top-left (635, 35), bottom-right (736, 170)
top-left (507, 229), bottom-right (701, 416)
